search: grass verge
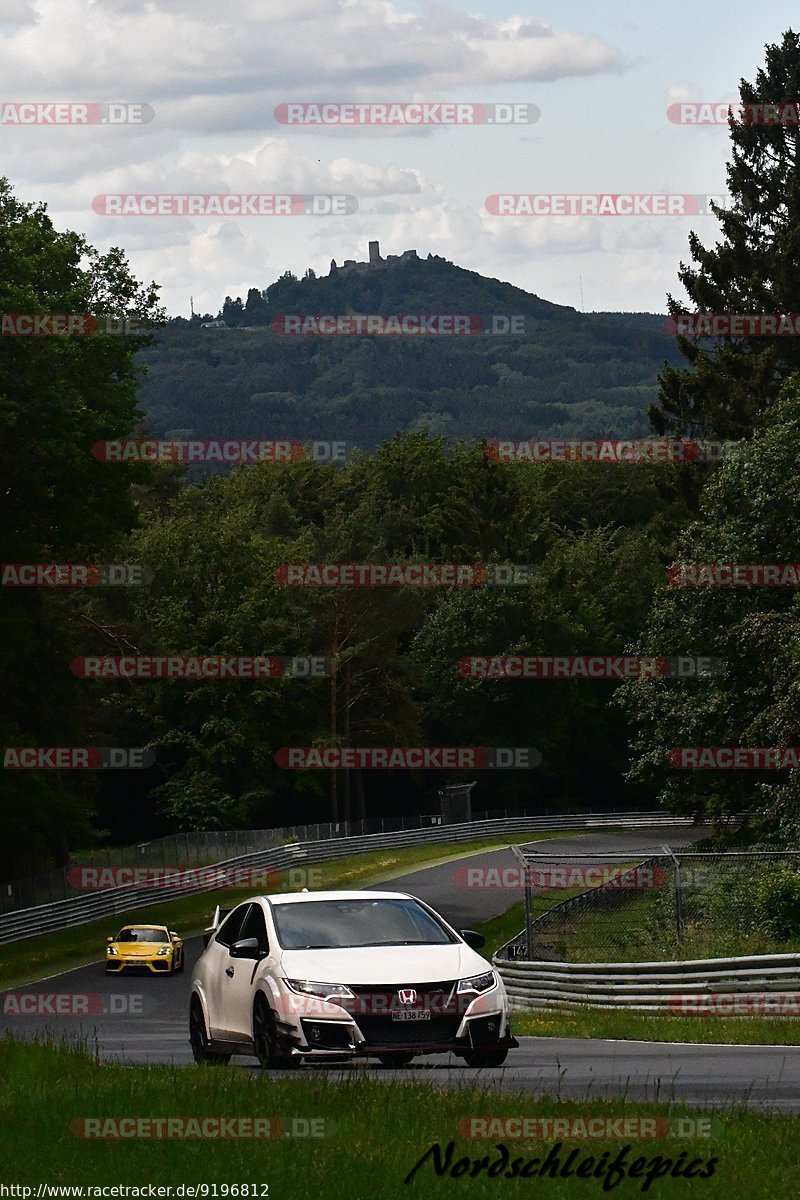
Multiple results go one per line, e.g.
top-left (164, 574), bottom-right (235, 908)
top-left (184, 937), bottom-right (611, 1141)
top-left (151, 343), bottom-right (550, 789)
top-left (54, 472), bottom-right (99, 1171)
top-left (511, 1007), bottom-right (800, 1046)
top-left (0, 1035), bottom-right (790, 1197)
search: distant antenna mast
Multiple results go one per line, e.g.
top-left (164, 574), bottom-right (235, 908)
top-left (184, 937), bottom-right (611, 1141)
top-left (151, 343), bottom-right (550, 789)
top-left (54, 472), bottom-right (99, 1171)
top-left (190, 296), bottom-right (195, 317)
top-left (579, 276), bottom-right (584, 312)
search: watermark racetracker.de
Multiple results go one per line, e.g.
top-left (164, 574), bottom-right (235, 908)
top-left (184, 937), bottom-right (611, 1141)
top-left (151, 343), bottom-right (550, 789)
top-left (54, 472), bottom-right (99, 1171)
top-left (1, 992), bottom-right (147, 1016)
top-left (275, 563), bottom-right (536, 586)
top-left (457, 656), bottom-right (723, 679)
top-left (1, 563), bottom-right (152, 586)
top-left (0, 314), bottom-right (152, 336)
top-left (666, 312), bottom-right (800, 336)
top-left (270, 314), bottom-right (526, 336)
top-left (453, 863), bottom-right (666, 891)
top-left (485, 194), bottom-right (730, 216)
top-left (669, 747), bottom-right (800, 769)
top-left (3, 747), bottom-right (155, 768)
top-left (667, 563), bottom-right (800, 586)
top-left (72, 1116), bottom-right (333, 1139)
top-left (456, 1115), bottom-right (714, 1140)
top-left (275, 746), bottom-right (541, 769)
top-left (66, 865), bottom-right (325, 891)
top-left (485, 439), bottom-right (732, 463)
top-left (274, 102), bottom-right (540, 126)
top-left (70, 656), bottom-right (332, 679)
top-left (92, 194), bottom-right (357, 216)
top-left (0, 102), bottom-right (154, 125)
top-left (667, 101), bottom-right (800, 125)
top-left (92, 440), bottom-right (347, 463)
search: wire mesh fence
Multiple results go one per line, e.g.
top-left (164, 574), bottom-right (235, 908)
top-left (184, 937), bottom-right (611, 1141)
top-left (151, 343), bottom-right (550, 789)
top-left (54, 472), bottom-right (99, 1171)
top-left (500, 847), bottom-right (800, 964)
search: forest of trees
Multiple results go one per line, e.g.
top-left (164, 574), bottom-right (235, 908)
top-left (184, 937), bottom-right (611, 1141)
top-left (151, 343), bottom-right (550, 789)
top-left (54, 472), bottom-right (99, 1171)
top-left (136, 260), bottom-right (682, 452)
top-left (3, 30), bottom-right (800, 880)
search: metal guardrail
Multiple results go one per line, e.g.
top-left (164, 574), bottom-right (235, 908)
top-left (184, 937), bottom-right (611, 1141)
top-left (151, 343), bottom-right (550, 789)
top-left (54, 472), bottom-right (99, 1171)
top-left (495, 952), bottom-right (800, 1012)
top-left (0, 806), bottom-right (702, 914)
top-left (0, 810), bottom-right (697, 944)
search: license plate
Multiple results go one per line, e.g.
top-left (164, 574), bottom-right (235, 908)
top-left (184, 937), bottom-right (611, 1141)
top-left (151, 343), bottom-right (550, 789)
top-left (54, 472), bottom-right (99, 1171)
top-left (392, 1009), bottom-right (431, 1022)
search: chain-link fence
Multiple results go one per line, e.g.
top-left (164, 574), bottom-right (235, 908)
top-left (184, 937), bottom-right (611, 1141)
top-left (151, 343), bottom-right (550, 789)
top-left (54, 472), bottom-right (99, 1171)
top-left (500, 846), bottom-right (800, 963)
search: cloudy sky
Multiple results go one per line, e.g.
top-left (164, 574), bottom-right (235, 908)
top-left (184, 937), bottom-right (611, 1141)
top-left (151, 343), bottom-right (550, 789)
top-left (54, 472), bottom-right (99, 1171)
top-left (2, 0), bottom-right (797, 316)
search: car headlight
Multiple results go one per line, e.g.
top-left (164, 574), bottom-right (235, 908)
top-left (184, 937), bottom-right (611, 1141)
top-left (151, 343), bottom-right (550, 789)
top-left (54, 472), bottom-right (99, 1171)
top-left (457, 971), bottom-right (496, 994)
top-left (157, 946), bottom-right (171, 956)
top-left (285, 980), bottom-right (354, 1001)
top-left (107, 946), bottom-right (118, 955)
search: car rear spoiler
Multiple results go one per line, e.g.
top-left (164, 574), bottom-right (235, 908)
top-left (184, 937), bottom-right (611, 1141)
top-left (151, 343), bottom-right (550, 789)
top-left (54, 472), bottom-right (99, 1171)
top-left (202, 904), bottom-right (231, 948)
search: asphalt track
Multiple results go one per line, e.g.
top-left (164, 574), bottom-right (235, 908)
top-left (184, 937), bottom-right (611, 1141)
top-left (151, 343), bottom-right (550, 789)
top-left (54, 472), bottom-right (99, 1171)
top-left (4, 828), bottom-right (800, 1112)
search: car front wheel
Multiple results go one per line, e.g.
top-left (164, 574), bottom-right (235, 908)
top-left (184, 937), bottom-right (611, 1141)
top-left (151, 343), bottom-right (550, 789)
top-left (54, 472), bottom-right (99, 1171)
top-left (253, 995), bottom-right (298, 1070)
top-left (189, 996), bottom-right (231, 1065)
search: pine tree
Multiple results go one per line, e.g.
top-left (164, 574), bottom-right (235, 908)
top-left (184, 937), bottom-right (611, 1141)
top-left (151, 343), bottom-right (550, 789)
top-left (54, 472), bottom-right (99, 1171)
top-left (652, 30), bottom-right (800, 440)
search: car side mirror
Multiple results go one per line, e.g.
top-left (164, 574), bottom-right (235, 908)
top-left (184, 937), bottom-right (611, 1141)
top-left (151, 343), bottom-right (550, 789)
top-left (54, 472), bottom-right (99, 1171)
top-left (229, 937), bottom-right (265, 960)
top-left (106, 936), bottom-right (114, 944)
top-left (460, 929), bottom-right (486, 950)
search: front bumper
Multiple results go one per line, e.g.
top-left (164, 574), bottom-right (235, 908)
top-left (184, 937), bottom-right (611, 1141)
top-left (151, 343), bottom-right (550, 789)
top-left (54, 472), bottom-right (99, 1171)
top-left (275, 990), bottom-right (518, 1058)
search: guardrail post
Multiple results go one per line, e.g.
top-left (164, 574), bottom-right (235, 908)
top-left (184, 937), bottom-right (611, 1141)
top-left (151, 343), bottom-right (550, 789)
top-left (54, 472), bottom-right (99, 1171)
top-left (675, 858), bottom-right (684, 947)
top-left (511, 843), bottom-right (533, 960)
top-left (662, 846), bottom-right (684, 949)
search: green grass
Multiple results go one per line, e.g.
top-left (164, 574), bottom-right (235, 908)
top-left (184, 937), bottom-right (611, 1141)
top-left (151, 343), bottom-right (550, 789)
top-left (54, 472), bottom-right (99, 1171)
top-left (0, 830), bottom-right (568, 989)
top-left (0, 1036), bottom-right (793, 1197)
top-left (511, 1007), bottom-right (800, 1045)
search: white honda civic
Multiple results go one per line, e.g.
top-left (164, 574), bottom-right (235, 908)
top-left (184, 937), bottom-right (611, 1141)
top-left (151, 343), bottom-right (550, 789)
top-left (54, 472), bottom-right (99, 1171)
top-left (189, 890), bottom-right (518, 1068)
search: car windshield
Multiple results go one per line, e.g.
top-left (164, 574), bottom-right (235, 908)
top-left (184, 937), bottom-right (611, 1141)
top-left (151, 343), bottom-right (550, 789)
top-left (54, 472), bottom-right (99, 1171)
top-left (115, 927), bottom-right (169, 943)
top-left (272, 898), bottom-right (456, 950)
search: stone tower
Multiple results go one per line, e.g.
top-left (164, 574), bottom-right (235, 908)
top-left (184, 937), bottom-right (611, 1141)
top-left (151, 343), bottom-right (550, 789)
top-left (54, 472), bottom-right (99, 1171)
top-left (368, 240), bottom-right (381, 265)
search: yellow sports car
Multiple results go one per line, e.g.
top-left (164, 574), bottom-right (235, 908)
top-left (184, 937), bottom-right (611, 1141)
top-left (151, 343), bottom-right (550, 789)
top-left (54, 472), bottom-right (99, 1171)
top-left (105, 924), bottom-right (184, 974)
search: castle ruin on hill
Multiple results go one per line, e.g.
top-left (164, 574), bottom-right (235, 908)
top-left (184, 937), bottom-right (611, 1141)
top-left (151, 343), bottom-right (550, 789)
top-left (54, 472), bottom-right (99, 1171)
top-left (329, 241), bottom-right (419, 276)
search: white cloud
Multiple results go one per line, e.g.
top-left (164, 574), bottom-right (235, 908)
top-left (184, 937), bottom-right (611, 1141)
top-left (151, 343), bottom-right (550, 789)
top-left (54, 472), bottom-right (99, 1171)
top-left (0, 0), bottom-right (36, 29)
top-left (0, 0), bottom-right (622, 140)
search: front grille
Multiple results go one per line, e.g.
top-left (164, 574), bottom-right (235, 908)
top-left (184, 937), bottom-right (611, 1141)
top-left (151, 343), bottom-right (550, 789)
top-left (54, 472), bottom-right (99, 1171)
top-left (345, 981), bottom-right (466, 1018)
top-left (354, 1015), bottom-right (463, 1047)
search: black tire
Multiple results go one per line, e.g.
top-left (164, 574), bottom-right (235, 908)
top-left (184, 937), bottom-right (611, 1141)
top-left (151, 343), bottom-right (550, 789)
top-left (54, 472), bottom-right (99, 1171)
top-left (377, 1053), bottom-right (415, 1067)
top-left (461, 1048), bottom-right (509, 1068)
top-left (252, 995), bottom-right (298, 1069)
top-left (189, 996), bottom-right (231, 1065)
top-left (175, 952), bottom-right (185, 974)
